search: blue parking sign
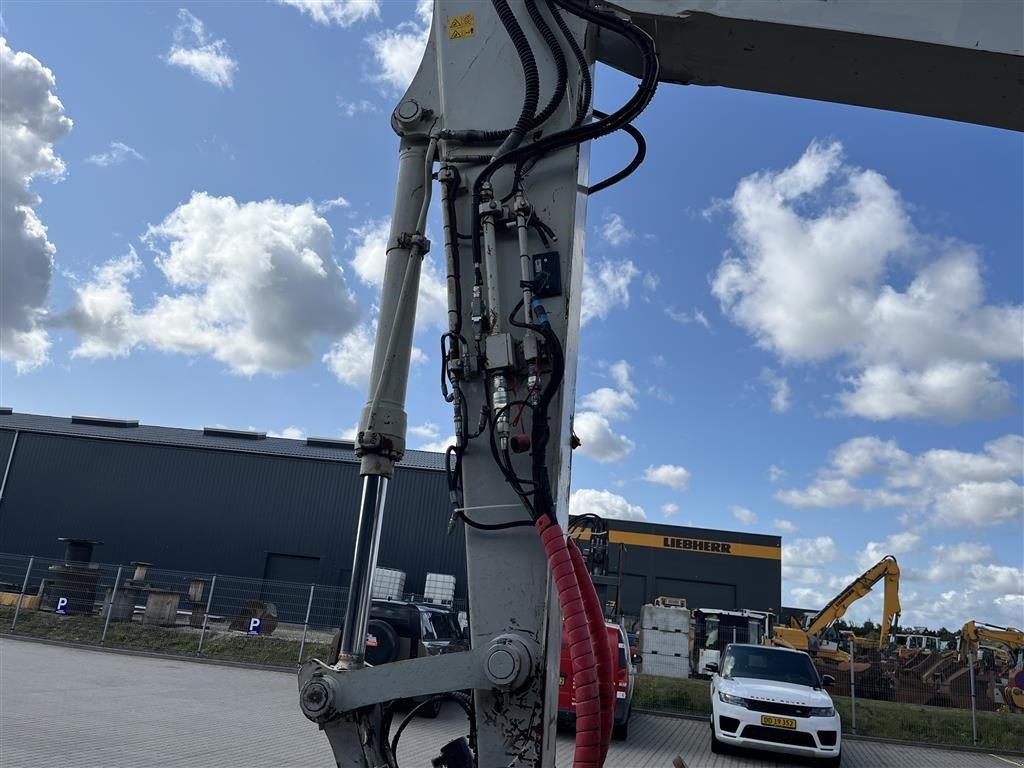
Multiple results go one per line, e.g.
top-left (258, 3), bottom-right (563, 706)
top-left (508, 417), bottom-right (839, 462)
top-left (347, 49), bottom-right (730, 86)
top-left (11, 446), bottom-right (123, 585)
top-left (247, 617), bottom-right (262, 636)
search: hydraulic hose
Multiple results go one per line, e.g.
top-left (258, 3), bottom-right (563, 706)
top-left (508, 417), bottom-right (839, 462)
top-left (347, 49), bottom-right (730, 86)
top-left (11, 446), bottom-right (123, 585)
top-left (569, 538), bottom-right (614, 766)
top-left (536, 516), bottom-right (601, 767)
top-left (525, 0), bottom-right (569, 132)
top-left (492, 0), bottom-right (540, 157)
top-left (550, 0), bottom-right (592, 126)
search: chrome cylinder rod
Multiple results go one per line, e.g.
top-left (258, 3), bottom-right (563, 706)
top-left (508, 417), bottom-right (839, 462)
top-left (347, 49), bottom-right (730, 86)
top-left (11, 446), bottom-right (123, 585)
top-left (338, 474), bottom-right (389, 665)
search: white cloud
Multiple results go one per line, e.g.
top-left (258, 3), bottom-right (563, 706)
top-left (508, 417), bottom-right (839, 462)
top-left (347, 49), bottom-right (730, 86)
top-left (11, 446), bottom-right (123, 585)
top-left (661, 502), bottom-right (679, 518)
top-left (581, 258), bottom-right (639, 325)
top-left (643, 272), bottom-right (659, 292)
top-left (600, 212), bottom-right (634, 246)
top-left (783, 536), bottom-right (838, 568)
top-left (268, 426), bottom-right (305, 439)
top-left (0, 38), bottom-right (73, 372)
top-left (579, 388), bottom-right (636, 420)
top-left (711, 140), bottom-right (1022, 423)
top-left (570, 489), bottom-right (646, 521)
top-left (773, 518), bottom-right (798, 534)
top-left (933, 542), bottom-right (993, 565)
top-left (418, 434), bottom-right (455, 453)
top-left (732, 506), bottom-right (757, 526)
top-left (323, 323), bottom-right (374, 388)
top-left (777, 434), bottom-right (1023, 529)
top-left (409, 422), bottom-right (439, 440)
top-left (573, 411), bottom-right (634, 463)
top-left (349, 217), bottom-right (448, 330)
top-left (643, 464), bottom-right (691, 491)
top-left (338, 98), bottom-right (379, 117)
top-left (278, 0), bottom-right (379, 27)
top-left (609, 360), bottom-right (636, 394)
top-left (665, 306), bottom-right (710, 329)
top-left (760, 367), bottom-right (791, 413)
top-left (365, 0), bottom-right (431, 91)
top-left (67, 192), bottom-right (360, 375)
top-left (651, 354), bottom-right (667, 369)
top-left (85, 141), bottom-right (144, 167)
top-left (165, 9), bottom-right (237, 88)
top-left (857, 531), bottom-right (920, 569)
top-left (647, 385), bottom-right (674, 404)
top-left (768, 465), bottom-right (787, 483)
top-left (790, 587), bottom-right (826, 607)
top-left (316, 195), bottom-right (350, 214)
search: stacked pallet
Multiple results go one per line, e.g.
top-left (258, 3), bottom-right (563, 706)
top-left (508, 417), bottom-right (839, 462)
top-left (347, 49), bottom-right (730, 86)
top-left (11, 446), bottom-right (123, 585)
top-left (372, 567), bottom-right (406, 600)
top-left (424, 572), bottom-right (456, 605)
top-left (640, 603), bottom-right (690, 678)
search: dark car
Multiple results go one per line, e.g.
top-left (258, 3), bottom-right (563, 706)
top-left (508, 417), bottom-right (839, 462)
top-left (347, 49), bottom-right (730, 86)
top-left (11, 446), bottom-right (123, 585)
top-left (329, 599), bottom-right (468, 717)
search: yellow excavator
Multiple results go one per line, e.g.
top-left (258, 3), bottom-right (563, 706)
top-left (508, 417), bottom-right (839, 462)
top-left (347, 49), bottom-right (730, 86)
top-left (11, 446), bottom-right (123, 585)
top-left (959, 620), bottom-right (1024, 711)
top-left (774, 555), bottom-right (902, 663)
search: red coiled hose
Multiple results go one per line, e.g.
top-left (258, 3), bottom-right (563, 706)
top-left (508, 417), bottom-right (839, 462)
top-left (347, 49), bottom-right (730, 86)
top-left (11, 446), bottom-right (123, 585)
top-left (535, 516), bottom-right (601, 767)
top-left (569, 538), bottom-right (614, 766)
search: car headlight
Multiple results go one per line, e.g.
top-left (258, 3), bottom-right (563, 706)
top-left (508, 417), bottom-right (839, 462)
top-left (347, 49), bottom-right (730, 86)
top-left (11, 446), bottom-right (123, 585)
top-left (718, 691), bottom-right (747, 707)
top-left (809, 706), bottom-right (835, 717)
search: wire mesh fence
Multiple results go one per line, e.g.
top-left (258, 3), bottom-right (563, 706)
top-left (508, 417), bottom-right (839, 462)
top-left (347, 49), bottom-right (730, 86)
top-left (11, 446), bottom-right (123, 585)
top-left (0, 551), bottom-right (467, 669)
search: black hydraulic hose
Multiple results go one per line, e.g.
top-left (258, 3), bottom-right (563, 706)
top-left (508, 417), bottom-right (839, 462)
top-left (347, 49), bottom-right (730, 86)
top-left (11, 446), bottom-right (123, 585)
top-left (493, 0), bottom-right (540, 157)
top-left (471, 0), bottom-right (659, 270)
top-left (588, 109), bottom-right (647, 194)
top-left (550, 0), bottom-right (592, 127)
top-left (525, 0), bottom-right (568, 132)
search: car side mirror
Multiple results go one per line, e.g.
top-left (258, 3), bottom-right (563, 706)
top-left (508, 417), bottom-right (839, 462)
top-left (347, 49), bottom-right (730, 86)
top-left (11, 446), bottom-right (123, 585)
top-left (631, 653), bottom-right (642, 666)
top-left (705, 662), bottom-right (719, 674)
top-left (822, 674), bottom-right (835, 687)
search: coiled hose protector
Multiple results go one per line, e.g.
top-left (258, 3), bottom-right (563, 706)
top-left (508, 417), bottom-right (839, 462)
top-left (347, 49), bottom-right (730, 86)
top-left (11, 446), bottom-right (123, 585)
top-left (493, 0), bottom-right (540, 157)
top-left (536, 516), bottom-right (601, 767)
top-left (569, 538), bottom-right (614, 766)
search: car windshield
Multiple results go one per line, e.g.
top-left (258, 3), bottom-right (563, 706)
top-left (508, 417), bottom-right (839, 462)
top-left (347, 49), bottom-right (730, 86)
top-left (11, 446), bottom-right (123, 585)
top-left (721, 646), bottom-right (820, 687)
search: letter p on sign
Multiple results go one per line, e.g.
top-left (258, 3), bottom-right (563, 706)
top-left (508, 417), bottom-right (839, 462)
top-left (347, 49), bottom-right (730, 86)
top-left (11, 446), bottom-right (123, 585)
top-left (55, 597), bottom-right (69, 615)
top-left (247, 617), bottom-right (262, 635)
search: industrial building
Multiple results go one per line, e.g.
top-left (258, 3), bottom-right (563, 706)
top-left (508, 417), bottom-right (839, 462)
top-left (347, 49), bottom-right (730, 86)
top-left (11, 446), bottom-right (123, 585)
top-left (0, 411), bottom-right (780, 620)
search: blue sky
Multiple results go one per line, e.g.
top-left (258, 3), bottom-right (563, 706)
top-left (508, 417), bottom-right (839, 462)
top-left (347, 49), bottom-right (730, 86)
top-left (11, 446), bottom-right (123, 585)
top-left (2, 1), bottom-right (1021, 630)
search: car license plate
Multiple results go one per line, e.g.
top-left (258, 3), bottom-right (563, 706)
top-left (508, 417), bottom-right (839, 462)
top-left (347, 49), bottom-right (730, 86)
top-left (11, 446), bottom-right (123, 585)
top-left (761, 715), bottom-right (797, 729)
top-left (559, 674), bottom-right (565, 686)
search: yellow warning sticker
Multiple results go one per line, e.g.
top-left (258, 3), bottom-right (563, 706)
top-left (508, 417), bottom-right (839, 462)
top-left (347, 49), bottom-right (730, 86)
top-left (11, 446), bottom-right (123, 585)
top-left (448, 13), bottom-right (475, 40)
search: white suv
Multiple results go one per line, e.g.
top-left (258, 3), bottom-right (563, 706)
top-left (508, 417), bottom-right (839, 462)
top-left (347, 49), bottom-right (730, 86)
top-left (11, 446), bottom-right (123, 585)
top-left (709, 643), bottom-right (842, 767)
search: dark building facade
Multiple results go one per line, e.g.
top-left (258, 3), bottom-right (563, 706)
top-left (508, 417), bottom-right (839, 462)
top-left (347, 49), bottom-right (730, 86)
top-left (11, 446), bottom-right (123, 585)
top-left (576, 518), bottom-right (782, 619)
top-left (0, 411), bottom-right (467, 599)
top-left (0, 412), bottom-right (782, 620)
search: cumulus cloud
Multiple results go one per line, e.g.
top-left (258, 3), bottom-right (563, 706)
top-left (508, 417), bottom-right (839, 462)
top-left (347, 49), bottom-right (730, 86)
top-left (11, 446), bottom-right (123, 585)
top-left (165, 9), bottom-right (237, 88)
top-left (599, 211), bottom-right (634, 246)
top-left (268, 426), bottom-right (306, 439)
top-left (323, 322), bottom-right (375, 388)
top-left (760, 367), bottom-right (791, 413)
top-left (783, 536), bottom-right (839, 568)
top-left (67, 192), bottom-right (361, 375)
top-left (316, 195), bottom-right (350, 214)
top-left (579, 388), bottom-right (636, 420)
top-left (732, 506), bottom-right (757, 526)
top-left (581, 258), bottom-right (639, 325)
top-left (365, 0), bottom-right (431, 91)
top-left (573, 411), bottom-right (634, 463)
top-left (768, 465), bottom-right (787, 483)
top-left (773, 518), bottom-right (798, 534)
top-left (777, 434), bottom-right (1023, 530)
top-left (661, 502), bottom-right (679, 518)
top-left (348, 217), bottom-right (448, 330)
top-left (85, 141), bottom-right (144, 167)
top-left (0, 38), bottom-right (73, 372)
top-left (643, 464), bottom-right (691, 491)
top-left (857, 531), bottom-right (920, 569)
top-left (418, 434), bottom-right (455, 453)
top-left (711, 140), bottom-right (1022, 423)
top-left (570, 488), bottom-right (646, 521)
top-left (278, 0), bottom-right (379, 27)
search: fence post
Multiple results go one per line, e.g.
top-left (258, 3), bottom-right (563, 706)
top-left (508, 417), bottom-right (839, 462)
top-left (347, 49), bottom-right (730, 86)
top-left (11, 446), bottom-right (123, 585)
top-left (967, 651), bottom-right (978, 746)
top-left (848, 637), bottom-right (856, 734)
top-left (731, 627), bottom-right (737, 644)
top-left (100, 565), bottom-right (123, 644)
top-left (197, 574), bottom-right (217, 656)
top-left (10, 556), bottom-right (34, 630)
top-left (298, 583), bottom-right (316, 663)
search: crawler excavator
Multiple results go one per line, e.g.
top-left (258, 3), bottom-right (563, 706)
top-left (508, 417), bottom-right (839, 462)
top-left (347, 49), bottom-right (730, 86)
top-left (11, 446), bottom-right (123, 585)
top-left (960, 621), bottom-right (1024, 711)
top-left (290, 2), bottom-right (1022, 765)
top-left (773, 555), bottom-right (902, 664)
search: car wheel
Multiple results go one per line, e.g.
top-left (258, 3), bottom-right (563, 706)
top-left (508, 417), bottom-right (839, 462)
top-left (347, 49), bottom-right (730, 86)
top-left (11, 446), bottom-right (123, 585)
top-left (612, 718), bottom-right (629, 741)
top-left (819, 753), bottom-right (841, 768)
top-left (364, 619), bottom-right (399, 666)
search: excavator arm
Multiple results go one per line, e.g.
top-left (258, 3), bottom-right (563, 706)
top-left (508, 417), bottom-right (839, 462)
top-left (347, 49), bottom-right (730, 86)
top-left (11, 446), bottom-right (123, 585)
top-left (960, 620), bottom-right (1024, 660)
top-left (774, 556), bottom-right (901, 657)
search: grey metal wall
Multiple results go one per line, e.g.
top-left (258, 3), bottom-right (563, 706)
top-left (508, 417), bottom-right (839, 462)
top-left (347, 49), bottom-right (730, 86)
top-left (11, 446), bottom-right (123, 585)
top-left (597, 519), bottom-right (782, 619)
top-left (0, 429), bottom-right (467, 598)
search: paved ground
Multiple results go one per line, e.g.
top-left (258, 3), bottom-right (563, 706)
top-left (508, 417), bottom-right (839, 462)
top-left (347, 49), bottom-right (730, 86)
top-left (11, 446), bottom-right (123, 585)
top-left (1, 638), bottom-right (1019, 767)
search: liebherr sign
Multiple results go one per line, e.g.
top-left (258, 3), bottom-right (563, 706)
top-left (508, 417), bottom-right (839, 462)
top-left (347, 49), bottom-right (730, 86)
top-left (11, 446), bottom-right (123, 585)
top-left (572, 529), bottom-right (781, 561)
top-left (663, 537), bottom-right (731, 553)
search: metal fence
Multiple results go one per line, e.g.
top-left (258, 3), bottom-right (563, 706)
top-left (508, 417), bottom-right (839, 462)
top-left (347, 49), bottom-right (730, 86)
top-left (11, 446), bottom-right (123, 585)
top-left (631, 624), bottom-right (1024, 753)
top-left (0, 551), bottom-right (466, 668)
